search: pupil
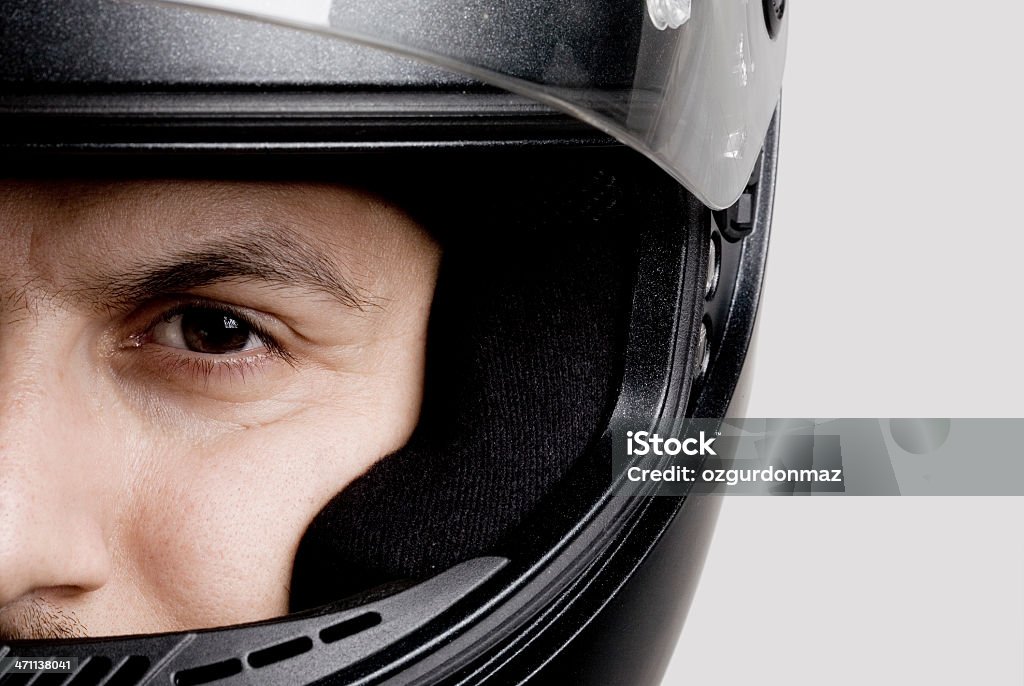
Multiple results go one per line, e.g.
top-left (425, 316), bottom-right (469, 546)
top-left (181, 308), bottom-right (252, 354)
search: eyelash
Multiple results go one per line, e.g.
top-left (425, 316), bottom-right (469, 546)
top-left (131, 298), bottom-right (294, 382)
top-left (148, 346), bottom-right (272, 385)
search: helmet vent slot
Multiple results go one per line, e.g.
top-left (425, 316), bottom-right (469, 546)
top-left (65, 657), bottom-right (113, 686)
top-left (105, 656), bottom-right (150, 686)
top-left (319, 612), bottom-right (382, 644)
top-left (247, 636), bottom-right (313, 669)
top-left (172, 658), bottom-right (242, 686)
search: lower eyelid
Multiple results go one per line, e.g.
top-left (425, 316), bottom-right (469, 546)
top-left (131, 345), bottom-right (281, 387)
top-left (155, 354), bottom-right (278, 393)
top-left (107, 345), bottom-right (300, 408)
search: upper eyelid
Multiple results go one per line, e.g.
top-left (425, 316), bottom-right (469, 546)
top-left (142, 297), bottom-right (267, 330)
top-left (153, 300), bottom-right (258, 326)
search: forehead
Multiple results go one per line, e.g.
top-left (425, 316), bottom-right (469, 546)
top-left (0, 179), bottom-right (399, 286)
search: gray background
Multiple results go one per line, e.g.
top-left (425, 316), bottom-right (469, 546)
top-left (664, 2), bottom-right (1024, 683)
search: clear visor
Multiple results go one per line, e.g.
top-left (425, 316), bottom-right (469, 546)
top-left (148, 0), bottom-right (786, 209)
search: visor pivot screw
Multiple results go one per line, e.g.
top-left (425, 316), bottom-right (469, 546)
top-left (647, 0), bottom-right (691, 30)
top-left (705, 234), bottom-right (720, 300)
top-left (696, 320), bottom-right (711, 379)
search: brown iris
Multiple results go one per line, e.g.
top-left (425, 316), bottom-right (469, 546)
top-left (179, 308), bottom-right (254, 354)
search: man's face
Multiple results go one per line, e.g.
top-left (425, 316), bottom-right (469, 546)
top-left (0, 179), bottom-right (440, 639)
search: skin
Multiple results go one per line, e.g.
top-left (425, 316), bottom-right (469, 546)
top-left (0, 179), bottom-right (440, 639)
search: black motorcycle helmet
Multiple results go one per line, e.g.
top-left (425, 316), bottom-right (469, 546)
top-left (0, 1), bottom-right (786, 684)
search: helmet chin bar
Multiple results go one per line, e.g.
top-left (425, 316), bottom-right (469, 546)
top-left (2, 110), bottom-right (778, 686)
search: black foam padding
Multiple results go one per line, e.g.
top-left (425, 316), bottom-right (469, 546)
top-left (289, 164), bottom-right (637, 611)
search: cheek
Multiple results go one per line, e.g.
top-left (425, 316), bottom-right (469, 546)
top-left (94, 314), bottom-right (429, 631)
top-left (118, 403), bottom-right (406, 630)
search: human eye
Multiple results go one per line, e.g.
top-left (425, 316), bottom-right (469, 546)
top-left (121, 299), bottom-right (295, 387)
top-left (151, 305), bottom-right (266, 355)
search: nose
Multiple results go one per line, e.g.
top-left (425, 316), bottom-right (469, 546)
top-left (0, 351), bottom-right (113, 607)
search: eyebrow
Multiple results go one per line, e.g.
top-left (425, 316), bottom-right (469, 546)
top-left (68, 227), bottom-right (373, 312)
